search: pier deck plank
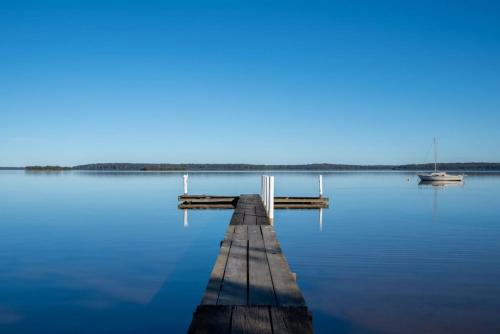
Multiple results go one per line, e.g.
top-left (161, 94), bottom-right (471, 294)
top-left (191, 195), bottom-right (313, 333)
top-left (262, 226), bottom-right (305, 306)
top-left (248, 225), bottom-right (276, 306)
top-left (218, 238), bottom-right (248, 305)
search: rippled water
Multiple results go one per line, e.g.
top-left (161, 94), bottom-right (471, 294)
top-left (1, 171), bottom-right (499, 333)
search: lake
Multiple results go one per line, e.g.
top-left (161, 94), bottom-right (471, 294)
top-left (1, 170), bottom-right (499, 333)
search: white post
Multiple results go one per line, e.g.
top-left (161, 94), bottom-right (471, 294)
top-left (267, 175), bottom-right (270, 209)
top-left (266, 175), bottom-right (269, 213)
top-left (264, 175), bottom-right (268, 209)
top-left (319, 175), bottom-right (323, 197)
top-left (269, 176), bottom-right (274, 221)
top-left (183, 174), bottom-right (189, 195)
top-left (260, 175), bottom-right (264, 198)
top-left (266, 176), bottom-right (270, 213)
top-left (183, 209), bottom-right (188, 227)
top-left (261, 175), bottom-right (265, 203)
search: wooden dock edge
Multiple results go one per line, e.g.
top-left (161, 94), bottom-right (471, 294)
top-left (188, 305), bottom-right (313, 334)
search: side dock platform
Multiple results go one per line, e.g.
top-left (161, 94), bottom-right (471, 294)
top-left (179, 194), bottom-right (328, 210)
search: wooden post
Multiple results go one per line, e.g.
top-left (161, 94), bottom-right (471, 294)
top-left (183, 174), bottom-right (189, 195)
top-left (319, 175), bottom-right (323, 197)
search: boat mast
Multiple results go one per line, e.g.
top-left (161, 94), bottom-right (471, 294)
top-left (433, 137), bottom-right (437, 172)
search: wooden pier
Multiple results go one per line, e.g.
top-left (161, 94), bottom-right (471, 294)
top-left (188, 194), bottom-right (313, 334)
top-left (178, 195), bottom-right (329, 210)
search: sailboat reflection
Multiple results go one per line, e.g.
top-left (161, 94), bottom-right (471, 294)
top-left (418, 180), bottom-right (464, 223)
top-left (419, 180), bottom-right (464, 187)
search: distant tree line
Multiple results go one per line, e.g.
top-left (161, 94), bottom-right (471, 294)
top-left (25, 166), bottom-right (72, 171)
top-left (0, 162), bottom-right (494, 171)
top-left (71, 162), bottom-right (500, 171)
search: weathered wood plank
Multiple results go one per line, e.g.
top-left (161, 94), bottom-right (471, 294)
top-left (231, 306), bottom-right (272, 334)
top-left (188, 305), bottom-right (233, 334)
top-left (218, 239), bottom-right (248, 305)
top-left (270, 306), bottom-right (313, 334)
top-left (233, 225), bottom-right (248, 241)
top-left (201, 226), bottom-right (234, 304)
top-left (201, 240), bottom-right (231, 305)
top-left (243, 214), bottom-right (257, 225)
top-left (180, 197), bottom-right (237, 203)
top-left (235, 210), bottom-right (257, 217)
top-left (261, 226), bottom-right (305, 306)
top-left (255, 211), bottom-right (268, 218)
top-left (231, 213), bottom-right (244, 225)
top-left (247, 225), bottom-right (261, 241)
top-left (223, 226), bottom-right (235, 243)
top-left (255, 202), bottom-right (266, 209)
top-left (256, 216), bottom-right (269, 225)
top-left (275, 197), bottom-right (328, 203)
top-left (201, 225), bottom-right (235, 304)
top-left (179, 195), bottom-right (237, 200)
top-left (274, 203), bottom-right (328, 209)
top-left (234, 209), bottom-right (254, 214)
top-left (179, 204), bottom-right (236, 209)
top-left (235, 202), bottom-right (252, 207)
top-left (248, 226), bottom-right (276, 306)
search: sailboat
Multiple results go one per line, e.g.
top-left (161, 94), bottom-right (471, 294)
top-left (418, 138), bottom-right (464, 182)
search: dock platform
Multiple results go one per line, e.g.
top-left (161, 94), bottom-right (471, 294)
top-left (188, 194), bottom-right (313, 334)
top-left (179, 194), bottom-right (328, 210)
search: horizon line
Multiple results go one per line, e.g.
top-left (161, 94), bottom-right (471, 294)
top-left (2, 161), bottom-right (500, 169)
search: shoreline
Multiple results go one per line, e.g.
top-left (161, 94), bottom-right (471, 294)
top-left (3, 162), bottom-right (500, 172)
top-left (4, 169), bottom-right (500, 173)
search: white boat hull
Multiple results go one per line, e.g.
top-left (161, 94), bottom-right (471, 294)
top-left (418, 174), bottom-right (464, 182)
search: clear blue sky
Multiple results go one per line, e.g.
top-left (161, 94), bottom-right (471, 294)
top-left (1, 0), bottom-right (499, 166)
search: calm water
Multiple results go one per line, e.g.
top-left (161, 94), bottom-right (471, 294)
top-left (1, 171), bottom-right (500, 334)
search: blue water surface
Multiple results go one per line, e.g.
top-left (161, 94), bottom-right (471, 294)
top-left (1, 171), bottom-right (499, 333)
